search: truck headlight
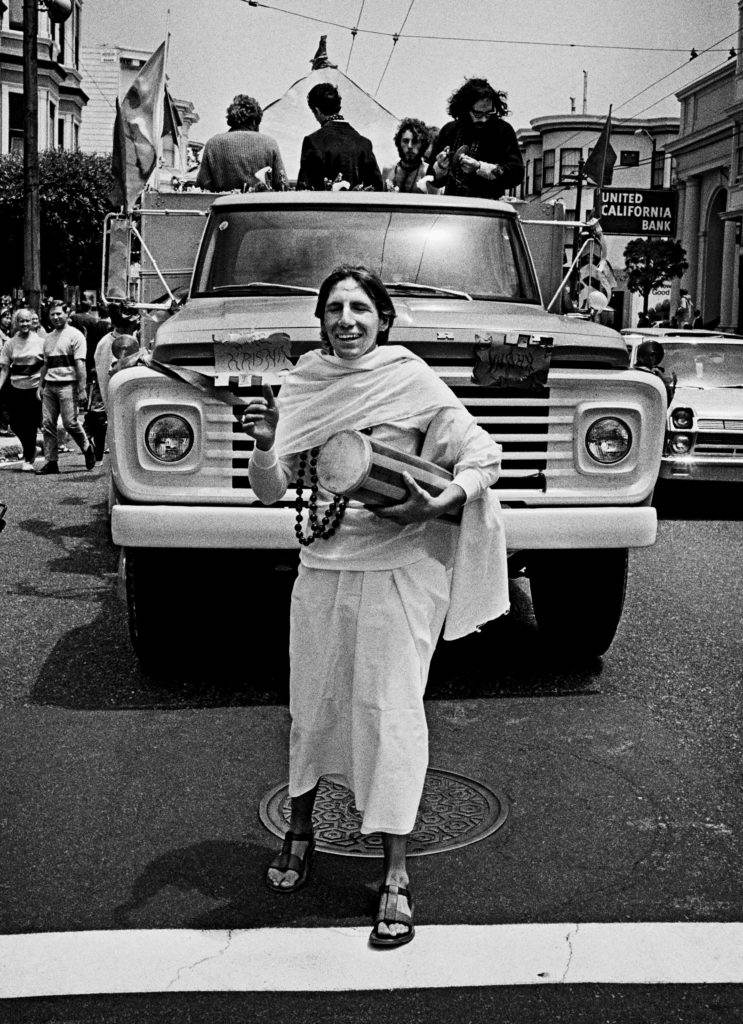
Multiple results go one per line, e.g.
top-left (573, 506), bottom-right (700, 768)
top-left (671, 407), bottom-right (693, 429)
top-left (669, 434), bottom-right (692, 454)
top-left (585, 417), bottom-right (632, 464)
top-left (145, 414), bottom-right (194, 462)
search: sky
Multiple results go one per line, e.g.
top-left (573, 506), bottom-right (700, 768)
top-left (83, 0), bottom-right (737, 144)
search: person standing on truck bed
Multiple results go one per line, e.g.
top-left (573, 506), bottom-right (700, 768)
top-left (428, 77), bottom-right (523, 200)
top-left (387, 117), bottom-right (433, 193)
top-left (296, 83), bottom-right (384, 191)
top-left (240, 265), bottom-right (507, 948)
top-left (196, 94), bottom-right (287, 193)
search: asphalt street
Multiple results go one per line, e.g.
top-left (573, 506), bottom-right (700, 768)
top-left (0, 454), bottom-right (741, 1022)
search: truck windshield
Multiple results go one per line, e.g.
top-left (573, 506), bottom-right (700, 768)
top-left (192, 206), bottom-right (539, 303)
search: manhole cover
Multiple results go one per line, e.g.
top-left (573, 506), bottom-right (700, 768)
top-left (259, 769), bottom-right (508, 857)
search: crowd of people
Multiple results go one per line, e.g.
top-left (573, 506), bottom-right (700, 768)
top-left (196, 76), bottom-right (524, 200)
top-left (0, 295), bottom-right (139, 475)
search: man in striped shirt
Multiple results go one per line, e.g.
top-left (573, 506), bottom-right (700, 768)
top-left (37, 300), bottom-right (96, 475)
top-left (196, 94), bottom-right (286, 193)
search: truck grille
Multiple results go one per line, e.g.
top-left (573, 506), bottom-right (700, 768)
top-left (226, 378), bottom-right (576, 501)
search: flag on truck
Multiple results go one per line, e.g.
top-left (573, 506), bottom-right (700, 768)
top-left (111, 42), bottom-right (167, 211)
top-left (584, 108), bottom-right (616, 188)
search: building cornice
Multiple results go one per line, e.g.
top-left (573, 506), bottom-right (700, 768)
top-left (524, 113), bottom-right (680, 135)
top-left (665, 120), bottom-right (734, 156)
top-left (675, 61), bottom-right (735, 102)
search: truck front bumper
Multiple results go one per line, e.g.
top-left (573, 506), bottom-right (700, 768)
top-left (111, 504), bottom-right (657, 550)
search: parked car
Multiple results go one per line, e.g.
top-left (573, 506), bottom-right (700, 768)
top-left (624, 329), bottom-right (743, 482)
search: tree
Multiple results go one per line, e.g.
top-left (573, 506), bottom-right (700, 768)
top-left (623, 238), bottom-right (688, 314)
top-left (0, 150), bottom-right (116, 297)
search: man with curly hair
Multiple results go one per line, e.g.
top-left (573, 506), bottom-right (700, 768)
top-left (388, 117), bottom-right (431, 193)
top-left (197, 94), bottom-right (287, 192)
top-left (428, 78), bottom-right (523, 200)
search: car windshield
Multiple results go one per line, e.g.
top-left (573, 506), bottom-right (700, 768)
top-left (192, 206), bottom-right (539, 303)
top-left (660, 343), bottom-right (743, 389)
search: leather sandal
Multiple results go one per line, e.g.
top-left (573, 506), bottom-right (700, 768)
top-left (264, 831), bottom-right (315, 894)
top-left (369, 883), bottom-right (415, 948)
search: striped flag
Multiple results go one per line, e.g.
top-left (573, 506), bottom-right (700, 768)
top-left (111, 42), bottom-right (166, 211)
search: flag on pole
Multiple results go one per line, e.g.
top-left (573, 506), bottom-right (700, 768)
top-left (162, 86), bottom-right (182, 149)
top-left (584, 107), bottom-right (616, 188)
top-left (111, 42), bottom-right (167, 211)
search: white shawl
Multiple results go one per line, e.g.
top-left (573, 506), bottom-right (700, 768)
top-left (276, 345), bottom-right (509, 639)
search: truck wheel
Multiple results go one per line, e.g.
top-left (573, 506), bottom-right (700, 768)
top-left (124, 548), bottom-right (195, 677)
top-left (527, 548), bottom-right (628, 663)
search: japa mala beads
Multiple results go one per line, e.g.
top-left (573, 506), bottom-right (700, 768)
top-left (294, 448), bottom-right (348, 546)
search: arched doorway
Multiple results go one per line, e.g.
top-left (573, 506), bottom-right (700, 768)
top-left (703, 188), bottom-right (727, 325)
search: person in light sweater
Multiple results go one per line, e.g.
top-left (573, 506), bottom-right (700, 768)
top-left (239, 265), bottom-right (507, 949)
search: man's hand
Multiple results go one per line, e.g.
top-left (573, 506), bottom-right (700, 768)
top-left (433, 146), bottom-right (450, 177)
top-left (371, 472), bottom-right (446, 524)
top-left (235, 383), bottom-right (279, 449)
top-left (458, 153), bottom-right (480, 176)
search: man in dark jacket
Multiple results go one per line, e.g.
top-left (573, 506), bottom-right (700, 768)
top-left (296, 83), bottom-right (383, 191)
top-left (428, 78), bottom-right (523, 200)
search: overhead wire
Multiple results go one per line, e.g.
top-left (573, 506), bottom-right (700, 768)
top-left (240, 1), bottom-right (734, 54)
top-left (345, 0), bottom-right (366, 74)
top-left (374, 0), bottom-right (416, 98)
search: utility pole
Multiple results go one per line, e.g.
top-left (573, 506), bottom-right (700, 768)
top-left (23, 0), bottom-right (41, 311)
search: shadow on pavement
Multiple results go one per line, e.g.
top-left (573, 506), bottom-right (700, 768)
top-left (23, 502), bottom-right (600, 711)
top-left (114, 839), bottom-right (373, 931)
top-left (654, 480), bottom-right (743, 521)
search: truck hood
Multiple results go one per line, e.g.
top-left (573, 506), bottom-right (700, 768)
top-left (153, 295), bottom-right (629, 369)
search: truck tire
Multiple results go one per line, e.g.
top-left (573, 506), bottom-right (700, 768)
top-left (124, 548), bottom-right (189, 677)
top-left (124, 548), bottom-right (296, 680)
top-left (527, 548), bottom-right (628, 664)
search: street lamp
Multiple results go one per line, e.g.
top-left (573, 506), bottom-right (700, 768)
top-left (634, 127), bottom-right (658, 188)
top-left (22, 0), bottom-right (72, 311)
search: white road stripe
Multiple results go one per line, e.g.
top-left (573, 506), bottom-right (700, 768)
top-left (1, 924), bottom-right (742, 997)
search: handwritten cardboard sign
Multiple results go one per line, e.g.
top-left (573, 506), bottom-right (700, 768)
top-left (472, 332), bottom-right (553, 391)
top-left (213, 330), bottom-right (292, 384)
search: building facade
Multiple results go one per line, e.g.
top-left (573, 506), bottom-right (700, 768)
top-left (516, 114), bottom-right (680, 326)
top-left (0, 0), bottom-right (87, 154)
top-left (79, 41), bottom-right (199, 184)
top-left (665, 33), bottom-right (743, 332)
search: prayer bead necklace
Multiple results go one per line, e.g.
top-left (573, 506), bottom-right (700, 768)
top-left (294, 448), bottom-right (348, 546)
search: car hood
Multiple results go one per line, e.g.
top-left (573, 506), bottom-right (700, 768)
top-left (672, 385), bottom-right (743, 417)
top-left (153, 295), bottom-right (629, 369)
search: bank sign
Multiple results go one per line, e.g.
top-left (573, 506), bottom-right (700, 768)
top-left (595, 187), bottom-right (678, 237)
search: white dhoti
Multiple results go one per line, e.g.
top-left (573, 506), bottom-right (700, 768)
top-left (288, 557), bottom-right (450, 835)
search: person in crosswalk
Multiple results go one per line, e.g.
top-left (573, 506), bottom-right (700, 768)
top-left (241, 265), bottom-right (507, 948)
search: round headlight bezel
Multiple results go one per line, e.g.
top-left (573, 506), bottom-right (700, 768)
top-left (585, 416), bottom-right (633, 465)
top-left (669, 433), bottom-right (692, 454)
top-left (671, 407), bottom-right (694, 430)
top-left (145, 414), bottom-right (194, 463)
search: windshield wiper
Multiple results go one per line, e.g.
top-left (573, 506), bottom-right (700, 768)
top-left (383, 280), bottom-right (473, 301)
top-left (717, 384), bottom-right (743, 389)
top-left (211, 282), bottom-right (319, 295)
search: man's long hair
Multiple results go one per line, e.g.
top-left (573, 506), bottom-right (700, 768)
top-left (393, 117), bottom-right (430, 159)
top-left (447, 78), bottom-right (508, 121)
